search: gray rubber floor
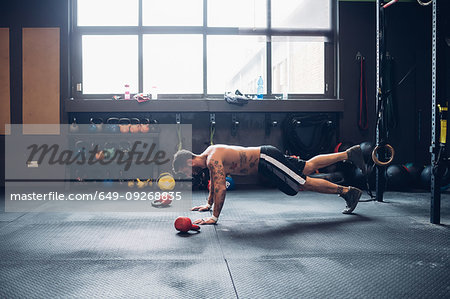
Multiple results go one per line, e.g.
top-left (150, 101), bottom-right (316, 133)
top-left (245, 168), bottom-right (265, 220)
top-left (1, 188), bottom-right (449, 298)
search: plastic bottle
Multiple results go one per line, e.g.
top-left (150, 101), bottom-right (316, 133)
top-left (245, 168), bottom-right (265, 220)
top-left (151, 86), bottom-right (158, 100)
top-left (124, 84), bottom-right (130, 100)
top-left (282, 92), bottom-right (288, 100)
top-left (257, 76), bottom-right (264, 99)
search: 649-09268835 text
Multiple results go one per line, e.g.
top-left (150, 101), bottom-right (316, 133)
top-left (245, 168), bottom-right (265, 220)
top-left (9, 191), bottom-right (183, 202)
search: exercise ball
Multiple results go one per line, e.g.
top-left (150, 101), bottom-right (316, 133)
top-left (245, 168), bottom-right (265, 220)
top-left (441, 167), bottom-right (450, 191)
top-left (441, 166), bottom-right (450, 187)
top-left (351, 168), bottom-right (366, 190)
top-left (334, 141), bottom-right (355, 178)
top-left (350, 167), bottom-right (376, 190)
top-left (385, 164), bottom-right (409, 190)
top-left (360, 141), bottom-right (375, 163)
top-left (404, 163), bottom-right (423, 186)
top-left (334, 141), bottom-right (353, 153)
top-left (420, 165), bottom-right (432, 190)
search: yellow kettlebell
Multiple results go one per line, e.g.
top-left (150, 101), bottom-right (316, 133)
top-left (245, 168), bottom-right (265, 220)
top-left (157, 172), bottom-right (176, 191)
top-left (136, 178), bottom-right (152, 189)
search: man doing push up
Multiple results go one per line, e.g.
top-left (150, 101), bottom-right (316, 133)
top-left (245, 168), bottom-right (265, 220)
top-left (172, 144), bottom-right (366, 225)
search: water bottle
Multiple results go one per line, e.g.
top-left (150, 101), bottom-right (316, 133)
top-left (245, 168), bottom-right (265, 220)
top-left (124, 84), bottom-right (130, 100)
top-left (151, 86), bottom-right (158, 100)
top-left (257, 76), bottom-right (263, 99)
top-left (282, 88), bottom-right (288, 100)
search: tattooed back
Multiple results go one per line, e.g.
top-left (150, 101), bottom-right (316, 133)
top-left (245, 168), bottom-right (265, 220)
top-left (202, 144), bottom-right (260, 176)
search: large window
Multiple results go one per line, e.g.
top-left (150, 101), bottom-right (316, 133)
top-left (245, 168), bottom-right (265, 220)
top-left (73, 0), bottom-right (334, 98)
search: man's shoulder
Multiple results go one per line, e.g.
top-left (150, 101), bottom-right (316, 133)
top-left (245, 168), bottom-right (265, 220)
top-left (205, 146), bottom-right (228, 165)
top-left (205, 144), bottom-right (230, 154)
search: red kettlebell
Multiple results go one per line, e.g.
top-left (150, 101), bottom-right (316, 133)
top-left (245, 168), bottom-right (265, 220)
top-left (151, 193), bottom-right (173, 208)
top-left (160, 193), bottom-right (173, 206)
top-left (174, 217), bottom-right (200, 233)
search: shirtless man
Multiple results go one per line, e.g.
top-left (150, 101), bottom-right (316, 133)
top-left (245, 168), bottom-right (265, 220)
top-left (172, 144), bottom-right (366, 225)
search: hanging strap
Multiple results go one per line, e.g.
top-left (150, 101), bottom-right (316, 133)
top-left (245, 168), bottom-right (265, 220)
top-left (358, 58), bottom-right (369, 130)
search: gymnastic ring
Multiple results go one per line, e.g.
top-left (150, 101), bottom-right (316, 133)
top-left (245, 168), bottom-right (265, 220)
top-left (417, 0), bottom-right (432, 6)
top-left (372, 144), bottom-right (395, 166)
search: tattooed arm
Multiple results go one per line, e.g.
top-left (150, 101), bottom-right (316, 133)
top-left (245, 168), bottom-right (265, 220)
top-left (191, 175), bottom-right (214, 212)
top-left (191, 174), bottom-right (214, 212)
top-left (207, 174), bottom-right (214, 206)
top-left (193, 157), bottom-right (226, 225)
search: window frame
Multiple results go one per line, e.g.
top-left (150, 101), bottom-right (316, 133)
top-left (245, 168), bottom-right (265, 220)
top-left (70, 0), bottom-right (336, 99)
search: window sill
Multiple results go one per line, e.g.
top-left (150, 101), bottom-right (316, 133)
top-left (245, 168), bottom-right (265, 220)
top-left (64, 98), bottom-right (344, 113)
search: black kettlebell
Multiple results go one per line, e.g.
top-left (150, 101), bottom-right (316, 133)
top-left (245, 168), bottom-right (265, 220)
top-left (106, 117), bottom-right (120, 133)
top-left (89, 117), bottom-right (103, 133)
top-left (69, 118), bottom-right (79, 133)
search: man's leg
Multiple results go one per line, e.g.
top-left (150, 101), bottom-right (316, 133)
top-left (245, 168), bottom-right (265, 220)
top-left (303, 152), bottom-right (347, 175)
top-left (302, 176), bottom-right (362, 214)
top-left (303, 145), bottom-right (366, 175)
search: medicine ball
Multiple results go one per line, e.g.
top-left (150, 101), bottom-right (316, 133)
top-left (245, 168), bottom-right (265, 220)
top-left (435, 165), bottom-right (450, 191)
top-left (351, 168), bottom-right (366, 190)
top-left (442, 166), bottom-right (450, 186)
top-left (404, 163), bottom-right (423, 186)
top-left (385, 164), bottom-right (409, 190)
top-left (334, 141), bottom-right (353, 153)
top-left (360, 141), bottom-right (375, 163)
top-left (420, 165), bottom-right (450, 191)
top-left (208, 176), bottom-right (236, 191)
top-left (226, 176), bottom-right (235, 191)
top-left (441, 167), bottom-right (450, 191)
top-left (420, 165), bottom-right (432, 190)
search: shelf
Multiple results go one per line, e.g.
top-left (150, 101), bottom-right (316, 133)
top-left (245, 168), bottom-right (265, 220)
top-left (67, 132), bottom-right (160, 137)
top-left (64, 98), bottom-right (345, 113)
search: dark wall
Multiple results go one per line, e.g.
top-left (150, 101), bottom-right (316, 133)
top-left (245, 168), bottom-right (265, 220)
top-left (339, 1), bottom-right (432, 165)
top-left (0, 0), bottom-right (70, 186)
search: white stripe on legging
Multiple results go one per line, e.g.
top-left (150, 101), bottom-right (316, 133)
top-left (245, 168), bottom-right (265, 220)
top-left (260, 153), bottom-right (306, 185)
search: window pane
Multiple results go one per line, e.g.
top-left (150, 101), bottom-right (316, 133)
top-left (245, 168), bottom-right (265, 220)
top-left (272, 37), bottom-right (324, 94)
top-left (271, 0), bottom-right (330, 29)
top-left (207, 36), bottom-right (266, 94)
top-left (208, 0), bottom-right (266, 28)
top-left (77, 0), bottom-right (138, 26)
top-left (143, 0), bottom-right (203, 26)
top-left (143, 35), bottom-right (203, 94)
top-left (82, 35), bottom-right (138, 94)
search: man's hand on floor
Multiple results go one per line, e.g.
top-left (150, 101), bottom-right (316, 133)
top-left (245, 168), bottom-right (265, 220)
top-left (191, 204), bottom-right (211, 212)
top-left (193, 217), bottom-right (217, 225)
